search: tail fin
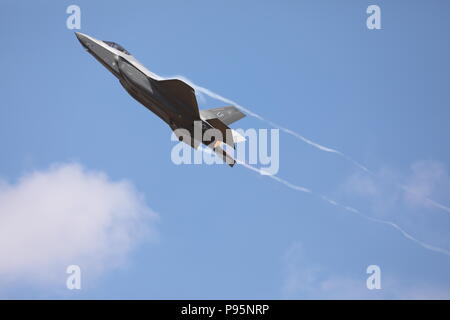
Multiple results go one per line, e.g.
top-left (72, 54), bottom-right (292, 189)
top-left (200, 106), bottom-right (245, 168)
top-left (199, 106), bottom-right (245, 126)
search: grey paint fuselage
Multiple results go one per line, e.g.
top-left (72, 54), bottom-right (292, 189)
top-left (75, 32), bottom-right (199, 132)
top-left (76, 32), bottom-right (242, 166)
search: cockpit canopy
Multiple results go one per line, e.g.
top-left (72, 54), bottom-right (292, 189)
top-left (103, 41), bottom-right (131, 55)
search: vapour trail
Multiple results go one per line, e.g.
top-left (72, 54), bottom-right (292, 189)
top-left (165, 74), bottom-right (450, 214)
top-left (170, 75), bottom-right (370, 173)
top-left (236, 160), bottom-right (450, 258)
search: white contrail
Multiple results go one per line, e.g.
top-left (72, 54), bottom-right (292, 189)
top-left (197, 147), bottom-right (450, 257)
top-left (170, 70), bottom-right (450, 256)
top-left (399, 185), bottom-right (450, 214)
top-left (170, 75), bottom-right (371, 172)
top-left (236, 160), bottom-right (450, 258)
top-left (162, 74), bottom-right (450, 214)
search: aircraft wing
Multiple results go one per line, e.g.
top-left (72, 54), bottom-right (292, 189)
top-left (157, 79), bottom-right (200, 118)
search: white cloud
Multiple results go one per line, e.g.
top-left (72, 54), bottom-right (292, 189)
top-left (282, 242), bottom-right (380, 299)
top-left (403, 160), bottom-right (449, 209)
top-left (282, 242), bottom-right (450, 299)
top-left (342, 160), bottom-right (449, 213)
top-left (338, 160), bottom-right (450, 256)
top-left (340, 166), bottom-right (402, 217)
top-left (0, 163), bottom-right (158, 287)
top-left (282, 242), bottom-right (321, 297)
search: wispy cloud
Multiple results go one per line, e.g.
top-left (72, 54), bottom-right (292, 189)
top-left (282, 242), bottom-right (450, 299)
top-left (402, 160), bottom-right (449, 210)
top-left (0, 163), bottom-right (158, 289)
top-left (238, 160), bottom-right (450, 258)
top-left (343, 160), bottom-right (450, 213)
top-left (339, 160), bottom-right (450, 256)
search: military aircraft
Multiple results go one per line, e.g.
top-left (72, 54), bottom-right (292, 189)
top-left (75, 32), bottom-right (245, 166)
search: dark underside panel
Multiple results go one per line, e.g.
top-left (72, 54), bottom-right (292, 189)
top-left (157, 79), bottom-right (200, 118)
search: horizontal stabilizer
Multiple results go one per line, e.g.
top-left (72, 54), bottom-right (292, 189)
top-left (200, 106), bottom-right (245, 126)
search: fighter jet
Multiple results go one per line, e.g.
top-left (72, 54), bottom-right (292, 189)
top-left (75, 32), bottom-right (245, 166)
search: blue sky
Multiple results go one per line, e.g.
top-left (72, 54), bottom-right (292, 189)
top-left (1, 0), bottom-right (450, 299)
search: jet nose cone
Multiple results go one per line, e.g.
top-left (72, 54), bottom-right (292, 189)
top-left (75, 32), bottom-right (86, 41)
top-left (75, 32), bottom-right (90, 49)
